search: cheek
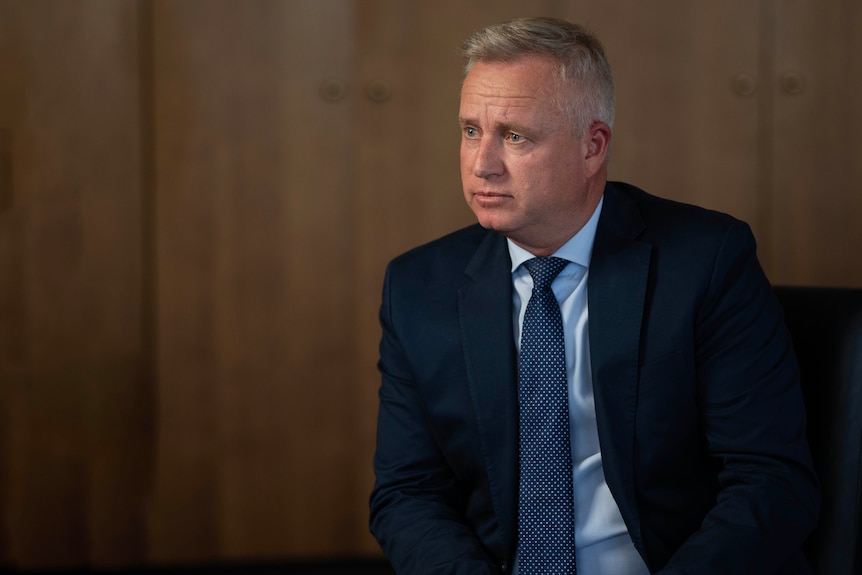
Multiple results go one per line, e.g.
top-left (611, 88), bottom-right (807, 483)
top-left (459, 146), bottom-right (469, 169)
top-left (547, 157), bottom-right (585, 191)
top-left (514, 158), bottom-right (553, 192)
top-left (523, 164), bottom-right (582, 210)
top-left (459, 146), bottom-right (472, 177)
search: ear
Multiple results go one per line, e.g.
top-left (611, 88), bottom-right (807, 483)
top-left (584, 121), bottom-right (612, 178)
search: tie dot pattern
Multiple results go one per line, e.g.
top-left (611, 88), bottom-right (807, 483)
top-left (518, 256), bottom-right (576, 574)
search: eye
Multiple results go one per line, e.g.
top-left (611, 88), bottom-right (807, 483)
top-left (507, 132), bottom-right (526, 143)
top-left (463, 126), bottom-right (479, 139)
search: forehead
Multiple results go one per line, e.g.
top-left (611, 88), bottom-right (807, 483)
top-left (459, 55), bottom-right (563, 120)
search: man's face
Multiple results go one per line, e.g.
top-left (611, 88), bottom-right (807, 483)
top-left (459, 54), bottom-right (607, 256)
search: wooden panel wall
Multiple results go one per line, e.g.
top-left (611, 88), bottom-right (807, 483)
top-left (0, 0), bottom-right (149, 569)
top-left (148, 0), bottom-right (571, 562)
top-left (0, 0), bottom-right (860, 569)
top-left (573, 2), bottom-right (762, 227)
top-left (771, 0), bottom-right (862, 286)
top-left (149, 0), bottom-right (362, 561)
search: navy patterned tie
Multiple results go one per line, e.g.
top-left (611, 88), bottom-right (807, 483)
top-left (517, 256), bottom-right (576, 574)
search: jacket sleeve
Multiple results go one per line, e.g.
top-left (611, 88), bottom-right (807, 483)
top-left (369, 262), bottom-right (502, 575)
top-left (657, 221), bottom-right (820, 574)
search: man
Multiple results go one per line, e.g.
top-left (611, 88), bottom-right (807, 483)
top-left (369, 17), bottom-right (818, 574)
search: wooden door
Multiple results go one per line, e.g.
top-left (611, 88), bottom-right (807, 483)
top-left (149, 0), bottom-right (363, 561)
top-left (0, 0), bottom-right (148, 568)
top-left (770, 0), bottom-right (862, 286)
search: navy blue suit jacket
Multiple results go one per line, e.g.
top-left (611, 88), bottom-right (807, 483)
top-left (370, 182), bottom-right (819, 574)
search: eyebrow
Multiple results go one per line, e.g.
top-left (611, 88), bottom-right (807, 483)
top-left (458, 117), bottom-right (533, 135)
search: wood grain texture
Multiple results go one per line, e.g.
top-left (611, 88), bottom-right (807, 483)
top-left (149, 0), bottom-right (362, 561)
top-left (0, 0), bottom-right (148, 569)
top-left (0, 130), bottom-right (10, 214)
top-left (560, 1), bottom-right (762, 231)
top-left (771, 0), bottom-right (862, 286)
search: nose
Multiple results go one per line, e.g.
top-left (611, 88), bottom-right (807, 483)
top-left (472, 138), bottom-right (505, 179)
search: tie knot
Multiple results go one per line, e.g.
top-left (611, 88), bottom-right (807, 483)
top-left (523, 257), bottom-right (568, 289)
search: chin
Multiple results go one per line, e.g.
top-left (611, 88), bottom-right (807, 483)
top-left (469, 207), bottom-right (506, 231)
top-left (471, 212), bottom-right (498, 231)
top-left (475, 218), bottom-right (513, 236)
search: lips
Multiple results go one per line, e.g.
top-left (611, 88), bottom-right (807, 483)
top-left (472, 190), bottom-right (512, 207)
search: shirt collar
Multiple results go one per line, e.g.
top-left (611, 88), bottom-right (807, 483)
top-left (507, 194), bottom-right (604, 273)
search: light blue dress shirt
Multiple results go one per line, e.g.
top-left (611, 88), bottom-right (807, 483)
top-left (508, 196), bottom-right (650, 574)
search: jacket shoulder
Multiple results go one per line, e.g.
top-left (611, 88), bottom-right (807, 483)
top-left (387, 224), bottom-right (496, 278)
top-left (608, 181), bottom-right (746, 239)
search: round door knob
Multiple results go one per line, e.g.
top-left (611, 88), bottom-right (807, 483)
top-left (320, 78), bottom-right (348, 102)
top-left (731, 74), bottom-right (757, 97)
top-left (779, 72), bottom-right (805, 96)
top-left (366, 79), bottom-right (392, 102)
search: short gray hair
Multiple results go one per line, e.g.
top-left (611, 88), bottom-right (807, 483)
top-left (461, 17), bottom-right (615, 136)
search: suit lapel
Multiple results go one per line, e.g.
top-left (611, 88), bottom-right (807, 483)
top-left (456, 187), bottom-right (653, 557)
top-left (588, 183), bottom-right (652, 551)
top-left (458, 230), bottom-right (519, 556)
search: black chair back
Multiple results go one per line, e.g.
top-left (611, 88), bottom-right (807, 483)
top-left (774, 286), bottom-right (862, 575)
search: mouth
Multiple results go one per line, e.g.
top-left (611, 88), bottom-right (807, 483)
top-left (472, 190), bottom-right (512, 207)
top-left (475, 190), bottom-right (509, 198)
